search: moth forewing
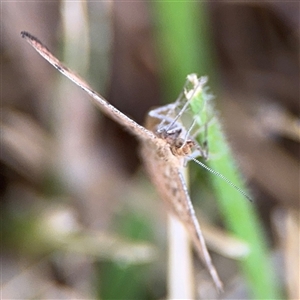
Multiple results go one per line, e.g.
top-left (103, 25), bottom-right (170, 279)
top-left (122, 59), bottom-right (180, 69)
top-left (141, 114), bottom-right (223, 292)
top-left (20, 31), bottom-right (156, 142)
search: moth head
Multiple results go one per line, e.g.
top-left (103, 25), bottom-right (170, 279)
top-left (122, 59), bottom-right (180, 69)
top-left (171, 139), bottom-right (195, 156)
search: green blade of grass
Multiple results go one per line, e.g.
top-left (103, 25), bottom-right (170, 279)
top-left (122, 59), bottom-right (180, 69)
top-left (188, 77), bottom-right (280, 298)
top-left (152, 1), bottom-right (215, 101)
top-left (153, 2), bottom-right (281, 298)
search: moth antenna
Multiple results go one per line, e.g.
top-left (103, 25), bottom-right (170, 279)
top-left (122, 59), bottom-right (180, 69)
top-left (188, 156), bottom-right (252, 202)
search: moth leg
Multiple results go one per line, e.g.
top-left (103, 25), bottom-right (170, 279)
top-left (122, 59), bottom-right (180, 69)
top-left (149, 104), bottom-right (189, 140)
top-left (190, 116), bottom-right (217, 160)
top-left (200, 122), bottom-right (209, 160)
top-left (148, 103), bottom-right (178, 128)
top-left (148, 103), bottom-right (176, 119)
top-left (179, 118), bottom-right (197, 150)
top-left (148, 90), bottom-right (186, 124)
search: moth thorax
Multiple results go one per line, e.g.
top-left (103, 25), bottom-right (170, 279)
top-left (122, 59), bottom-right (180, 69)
top-left (157, 127), bottom-right (181, 137)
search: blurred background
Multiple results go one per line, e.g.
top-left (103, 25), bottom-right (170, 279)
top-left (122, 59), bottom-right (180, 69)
top-left (1, 2), bottom-right (299, 299)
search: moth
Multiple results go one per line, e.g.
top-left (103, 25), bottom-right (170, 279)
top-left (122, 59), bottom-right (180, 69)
top-left (21, 31), bottom-right (224, 292)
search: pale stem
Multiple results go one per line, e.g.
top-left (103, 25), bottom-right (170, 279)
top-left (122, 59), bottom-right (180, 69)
top-left (167, 168), bottom-right (195, 299)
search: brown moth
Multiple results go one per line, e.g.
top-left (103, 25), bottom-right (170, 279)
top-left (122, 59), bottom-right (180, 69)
top-left (21, 31), bottom-right (223, 292)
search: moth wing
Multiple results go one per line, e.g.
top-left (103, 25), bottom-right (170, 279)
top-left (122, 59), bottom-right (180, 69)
top-left (21, 31), bottom-right (156, 141)
top-left (141, 141), bottom-right (223, 292)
